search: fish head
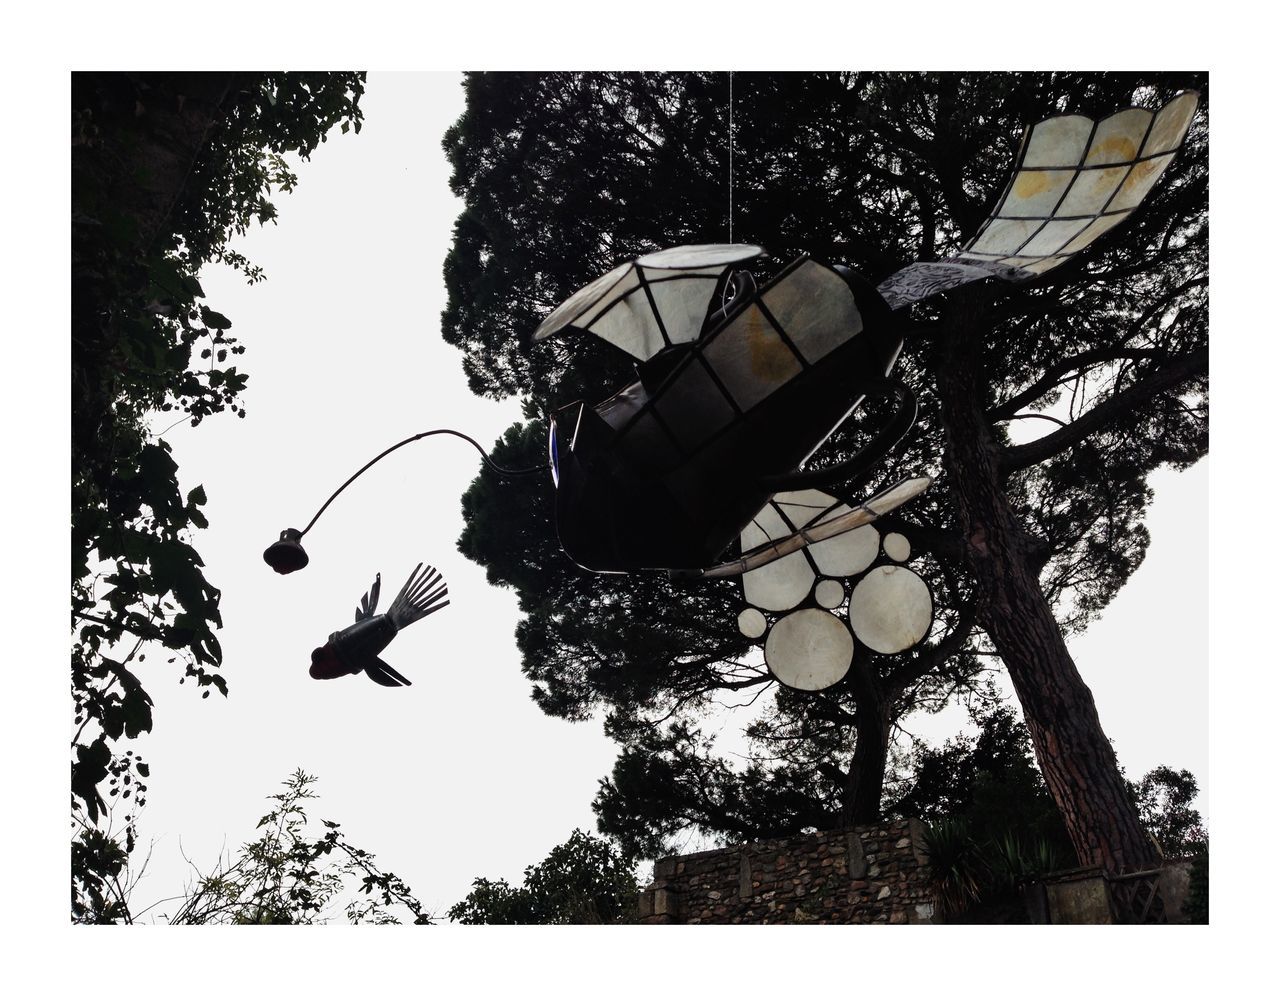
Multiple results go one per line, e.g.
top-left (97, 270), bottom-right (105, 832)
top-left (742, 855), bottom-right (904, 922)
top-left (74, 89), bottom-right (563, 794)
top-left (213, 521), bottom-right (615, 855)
top-left (309, 643), bottom-right (347, 680)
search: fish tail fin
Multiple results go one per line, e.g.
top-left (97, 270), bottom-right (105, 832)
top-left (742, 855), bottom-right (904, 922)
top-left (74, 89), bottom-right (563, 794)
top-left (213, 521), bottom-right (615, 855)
top-left (387, 562), bottom-right (450, 630)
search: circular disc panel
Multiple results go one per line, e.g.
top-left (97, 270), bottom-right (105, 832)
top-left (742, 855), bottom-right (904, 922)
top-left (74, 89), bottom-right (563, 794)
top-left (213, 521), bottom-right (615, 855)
top-left (883, 532), bottom-right (911, 562)
top-left (810, 523), bottom-right (879, 577)
top-left (638, 244), bottom-right (764, 270)
top-left (737, 607), bottom-right (767, 639)
top-left (849, 566), bottom-right (933, 654)
top-left (742, 550), bottom-right (813, 612)
top-left (814, 578), bottom-right (845, 609)
top-left (764, 608), bottom-right (853, 691)
top-left (533, 261), bottom-right (632, 341)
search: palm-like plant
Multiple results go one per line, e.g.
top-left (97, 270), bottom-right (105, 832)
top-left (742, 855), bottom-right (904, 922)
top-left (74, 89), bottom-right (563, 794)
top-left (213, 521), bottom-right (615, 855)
top-left (921, 818), bottom-right (985, 920)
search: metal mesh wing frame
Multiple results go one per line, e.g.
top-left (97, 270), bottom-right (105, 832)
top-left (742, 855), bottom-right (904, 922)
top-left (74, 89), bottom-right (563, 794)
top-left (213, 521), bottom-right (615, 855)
top-left (876, 91), bottom-right (1200, 310)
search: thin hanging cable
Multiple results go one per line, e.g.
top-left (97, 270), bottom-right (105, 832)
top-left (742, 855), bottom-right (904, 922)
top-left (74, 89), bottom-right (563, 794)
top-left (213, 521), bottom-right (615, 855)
top-left (728, 71), bottom-right (734, 244)
top-left (299, 428), bottom-right (546, 538)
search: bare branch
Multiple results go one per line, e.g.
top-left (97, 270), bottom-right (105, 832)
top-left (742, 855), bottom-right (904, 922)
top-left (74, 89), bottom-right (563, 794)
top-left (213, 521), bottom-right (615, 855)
top-left (988, 348), bottom-right (1168, 423)
top-left (1000, 346), bottom-right (1208, 474)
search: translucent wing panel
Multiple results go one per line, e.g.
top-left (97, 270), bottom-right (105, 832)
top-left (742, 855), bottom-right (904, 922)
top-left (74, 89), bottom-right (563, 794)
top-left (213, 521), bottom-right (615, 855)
top-left (590, 285), bottom-right (665, 358)
top-left (1142, 91), bottom-right (1198, 156)
top-left (759, 259), bottom-right (863, 364)
top-left (809, 524), bottom-right (879, 577)
top-left (1002, 169), bottom-right (1075, 217)
top-left (1057, 166), bottom-right (1128, 216)
top-left (764, 608), bottom-right (854, 691)
top-left (701, 304), bottom-right (804, 411)
top-left (1109, 154), bottom-right (1176, 212)
top-left (1021, 114), bottom-right (1093, 167)
top-left (533, 262), bottom-right (632, 341)
top-left (956, 93), bottom-right (1199, 278)
top-left (645, 269), bottom-right (722, 344)
top-left (740, 498), bottom-right (816, 611)
top-left (651, 358), bottom-right (737, 451)
top-left (534, 246), bottom-right (763, 359)
top-left (1084, 108), bottom-right (1153, 165)
top-left (848, 566), bottom-right (933, 654)
top-left (878, 92), bottom-right (1199, 310)
top-left (638, 244), bottom-right (763, 269)
top-left (741, 548), bottom-right (814, 612)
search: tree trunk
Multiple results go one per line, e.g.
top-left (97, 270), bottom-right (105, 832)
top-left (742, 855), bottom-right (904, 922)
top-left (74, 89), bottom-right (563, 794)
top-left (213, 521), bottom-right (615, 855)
top-left (840, 655), bottom-right (892, 827)
top-left (934, 293), bottom-right (1159, 873)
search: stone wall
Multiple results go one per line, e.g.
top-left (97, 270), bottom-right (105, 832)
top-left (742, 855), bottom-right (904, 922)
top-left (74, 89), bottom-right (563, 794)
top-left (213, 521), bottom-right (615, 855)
top-left (637, 819), bottom-right (935, 924)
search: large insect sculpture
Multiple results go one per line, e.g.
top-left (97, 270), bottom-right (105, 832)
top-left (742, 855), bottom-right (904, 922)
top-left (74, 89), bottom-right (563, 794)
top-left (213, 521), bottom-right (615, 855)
top-left (266, 92), bottom-right (1200, 692)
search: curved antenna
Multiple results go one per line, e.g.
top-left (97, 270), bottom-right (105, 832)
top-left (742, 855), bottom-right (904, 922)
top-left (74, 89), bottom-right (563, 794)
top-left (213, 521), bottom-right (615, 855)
top-left (298, 429), bottom-right (545, 539)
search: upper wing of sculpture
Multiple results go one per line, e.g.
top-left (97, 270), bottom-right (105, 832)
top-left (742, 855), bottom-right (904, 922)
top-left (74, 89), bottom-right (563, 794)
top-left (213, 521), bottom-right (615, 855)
top-left (532, 243), bottom-right (764, 361)
top-left (876, 91), bottom-right (1200, 310)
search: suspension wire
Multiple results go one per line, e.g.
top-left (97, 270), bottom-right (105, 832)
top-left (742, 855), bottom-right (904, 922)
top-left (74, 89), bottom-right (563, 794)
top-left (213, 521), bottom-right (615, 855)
top-left (299, 428), bottom-right (546, 538)
top-left (728, 70), bottom-right (734, 244)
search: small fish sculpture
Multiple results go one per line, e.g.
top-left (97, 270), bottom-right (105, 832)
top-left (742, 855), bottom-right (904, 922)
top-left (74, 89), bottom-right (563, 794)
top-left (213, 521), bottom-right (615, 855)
top-left (309, 564), bottom-right (449, 686)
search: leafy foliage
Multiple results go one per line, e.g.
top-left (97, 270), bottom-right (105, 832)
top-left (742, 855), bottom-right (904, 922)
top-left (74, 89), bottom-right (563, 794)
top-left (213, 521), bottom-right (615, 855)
top-left (889, 703), bottom-right (1072, 852)
top-left (71, 71), bottom-right (364, 921)
top-left (920, 818), bottom-right (986, 919)
top-left (1185, 848), bottom-right (1209, 923)
top-left (442, 72), bottom-right (1207, 862)
top-left (158, 772), bottom-right (429, 924)
top-left (447, 829), bottom-right (639, 924)
top-left (1131, 765), bottom-right (1208, 860)
top-left (899, 705), bottom-right (1206, 920)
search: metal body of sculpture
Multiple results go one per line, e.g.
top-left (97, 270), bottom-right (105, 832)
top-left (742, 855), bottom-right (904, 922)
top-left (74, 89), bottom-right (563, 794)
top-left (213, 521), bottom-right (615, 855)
top-left (538, 246), bottom-right (925, 574)
top-left (309, 563), bottom-right (449, 687)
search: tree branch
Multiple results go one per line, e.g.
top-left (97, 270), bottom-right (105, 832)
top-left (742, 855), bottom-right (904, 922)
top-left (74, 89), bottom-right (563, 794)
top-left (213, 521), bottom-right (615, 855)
top-left (884, 601), bottom-right (978, 698)
top-left (987, 348), bottom-right (1168, 423)
top-left (1000, 346), bottom-right (1208, 474)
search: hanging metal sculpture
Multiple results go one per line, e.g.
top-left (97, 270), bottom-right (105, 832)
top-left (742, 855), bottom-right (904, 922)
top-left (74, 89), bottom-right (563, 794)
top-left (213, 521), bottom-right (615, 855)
top-left (527, 92), bottom-right (1199, 690)
top-left (537, 245), bottom-right (926, 574)
top-left (535, 93), bottom-right (1200, 584)
top-left (266, 92), bottom-right (1199, 693)
top-left (308, 563), bottom-right (449, 687)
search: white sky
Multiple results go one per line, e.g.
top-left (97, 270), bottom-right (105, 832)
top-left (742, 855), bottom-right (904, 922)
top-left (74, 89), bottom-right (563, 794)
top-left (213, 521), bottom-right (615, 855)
top-left (109, 73), bottom-right (1211, 921)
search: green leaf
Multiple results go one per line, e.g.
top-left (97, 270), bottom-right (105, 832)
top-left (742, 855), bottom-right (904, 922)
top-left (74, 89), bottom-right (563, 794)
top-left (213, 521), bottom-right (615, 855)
top-left (122, 688), bottom-right (154, 738)
top-left (201, 308), bottom-right (233, 330)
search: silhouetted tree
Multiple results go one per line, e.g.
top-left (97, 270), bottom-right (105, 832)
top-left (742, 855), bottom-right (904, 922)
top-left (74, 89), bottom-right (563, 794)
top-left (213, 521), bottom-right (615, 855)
top-left (443, 72), bottom-right (1207, 872)
top-left (1131, 766), bottom-right (1207, 860)
top-left (135, 772), bottom-right (429, 924)
top-left (71, 71), bottom-right (365, 921)
top-left (448, 829), bottom-right (639, 924)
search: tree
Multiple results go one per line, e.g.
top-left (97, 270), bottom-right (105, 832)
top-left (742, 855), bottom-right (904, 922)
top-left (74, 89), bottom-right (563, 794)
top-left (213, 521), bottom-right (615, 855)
top-left (891, 708), bottom-right (1206, 922)
top-left (447, 829), bottom-right (639, 924)
top-left (442, 72), bottom-right (1207, 872)
top-left (888, 702), bottom-right (1071, 855)
top-left (1130, 766), bottom-right (1207, 860)
top-left (96, 772), bottom-right (429, 924)
top-left (71, 71), bottom-right (365, 921)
